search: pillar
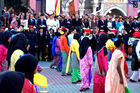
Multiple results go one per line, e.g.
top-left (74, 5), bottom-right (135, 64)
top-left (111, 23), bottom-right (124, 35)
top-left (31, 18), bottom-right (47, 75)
top-left (79, 0), bottom-right (86, 18)
top-left (0, 0), bottom-right (4, 16)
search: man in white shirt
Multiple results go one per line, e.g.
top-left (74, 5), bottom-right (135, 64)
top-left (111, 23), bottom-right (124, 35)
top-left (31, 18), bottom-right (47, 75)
top-left (47, 14), bottom-right (56, 32)
top-left (130, 39), bottom-right (140, 82)
top-left (68, 29), bottom-right (77, 47)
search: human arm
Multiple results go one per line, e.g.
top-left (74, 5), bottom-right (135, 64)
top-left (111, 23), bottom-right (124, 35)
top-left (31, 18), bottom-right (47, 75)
top-left (64, 37), bottom-right (69, 54)
top-left (117, 57), bottom-right (124, 85)
top-left (87, 47), bottom-right (93, 66)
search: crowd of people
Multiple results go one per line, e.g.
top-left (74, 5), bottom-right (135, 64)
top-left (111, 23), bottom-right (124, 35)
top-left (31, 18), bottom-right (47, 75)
top-left (0, 6), bottom-right (140, 93)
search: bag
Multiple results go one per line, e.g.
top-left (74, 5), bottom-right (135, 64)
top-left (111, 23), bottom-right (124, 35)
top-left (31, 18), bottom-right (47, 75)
top-left (34, 73), bottom-right (48, 87)
top-left (125, 86), bottom-right (131, 93)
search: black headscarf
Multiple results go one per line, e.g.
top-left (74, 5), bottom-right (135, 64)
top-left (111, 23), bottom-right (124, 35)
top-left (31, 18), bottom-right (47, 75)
top-left (90, 35), bottom-right (97, 55)
top-left (7, 33), bottom-right (29, 67)
top-left (79, 37), bottom-right (90, 59)
top-left (97, 33), bottom-right (108, 55)
top-left (74, 33), bottom-right (81, 40)
top-left (0, 71), bottom-right (25, 93)
top-left (1, 31), bottom-right (13, 48)
top-left (15, 54), bottom-right (38, 84)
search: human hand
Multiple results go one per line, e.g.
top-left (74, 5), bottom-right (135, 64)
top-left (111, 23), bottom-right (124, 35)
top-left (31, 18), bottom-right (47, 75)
top-left (120, 79), bottom-right (124, 85)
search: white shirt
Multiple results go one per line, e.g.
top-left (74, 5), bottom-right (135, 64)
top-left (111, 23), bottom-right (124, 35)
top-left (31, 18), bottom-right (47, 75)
top-left (136, 41), bottom-right (140, 59)
top-left (68, 33), bottom-right (74, 47)
top-left (107, 22), bottom-right (112, 28)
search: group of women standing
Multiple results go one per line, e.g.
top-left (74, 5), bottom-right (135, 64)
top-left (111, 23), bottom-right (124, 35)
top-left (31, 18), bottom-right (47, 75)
top-left (0, 27), bottom-right (129, 93)
top-left (0, 32), bottom-right (42, 93)
top-left (65, 30), bottom-right (128, 92)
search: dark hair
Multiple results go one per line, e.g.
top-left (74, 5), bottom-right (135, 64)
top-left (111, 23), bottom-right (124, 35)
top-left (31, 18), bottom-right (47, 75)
top-left (20, 25), bottom-right (24, 28)
top-left (74, 33), bottom-right (81, 40)
top-left (114, 38), bottom-right (124, 48)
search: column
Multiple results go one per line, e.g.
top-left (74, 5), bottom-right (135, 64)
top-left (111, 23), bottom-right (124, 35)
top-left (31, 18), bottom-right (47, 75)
top-left (79, 0), bottom-right (86, 18)
top-left (0, 0), bottom-right (4, 16)
top-left (92, 0), bottom-right (99, 15)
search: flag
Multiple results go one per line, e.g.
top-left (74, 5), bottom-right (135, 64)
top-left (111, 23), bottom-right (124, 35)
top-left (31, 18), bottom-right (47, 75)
top-left (55, 0), bottom-right (61, 15)
top-left (128, 0), bottom-right (138, 17)
top-left (133, 1), bottom-right (138, 8)
top-left (74, 0), bottom-right (79, 12)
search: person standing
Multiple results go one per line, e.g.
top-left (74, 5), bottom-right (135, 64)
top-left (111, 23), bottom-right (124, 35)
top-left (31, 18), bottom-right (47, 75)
top-left (130, 39), bottom-right (140, 82)
top-left (37, 27), bottom-right (46, 61)
top-left (67, 28), bottom-right (77, 47)
top-left (0, 31), bottom-right (12, 72)
top-left (50, 32), bottom-right (61, 68)
top-left (66, 33), bottom-right (81, 83)
top-left (79, 37), bottom-right (93, 91)
top-left (7, 33), bottom-right (30, 71)
top-left (93, 34), bottom-right (108, 93)
top-left (27, 26), bottom-right (38, 56)
top-left (105, 39), bottom-right (127, 93)
top-left (60, 29), bottom-right (70, 76)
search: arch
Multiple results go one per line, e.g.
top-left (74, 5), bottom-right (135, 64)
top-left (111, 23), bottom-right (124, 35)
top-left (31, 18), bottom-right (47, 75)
top-left (104, 6), bottom-right (127, 16)
top-left (138, 9), bottom-right (140, 14)
top-left (138, 10), bottom-right (140, 17)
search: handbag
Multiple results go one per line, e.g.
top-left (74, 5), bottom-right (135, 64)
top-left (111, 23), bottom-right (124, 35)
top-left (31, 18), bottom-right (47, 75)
top-left (125, 86), bottom-right (131, 93)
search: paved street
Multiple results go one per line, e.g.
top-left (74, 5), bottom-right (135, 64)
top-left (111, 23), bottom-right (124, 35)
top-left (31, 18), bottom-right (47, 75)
top-left (38, 61), bottom-right (140, 93)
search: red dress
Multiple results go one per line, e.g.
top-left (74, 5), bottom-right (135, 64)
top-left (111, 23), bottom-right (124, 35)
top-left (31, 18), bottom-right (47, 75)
top-left (121, 45), bottom-right (128, 74)
top-left (22, 78), bottom-right (37, 93)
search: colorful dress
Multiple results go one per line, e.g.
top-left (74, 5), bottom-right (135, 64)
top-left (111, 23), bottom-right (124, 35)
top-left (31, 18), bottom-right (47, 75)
top-left (66, 39), bottom-right (81, 82)
top-left (22, 78), bottom-right (37, 93)
top-left (60, 35), bottom-right (70, 75)
top-left (0, 45), bottom-right (8, 71)
top-left (50, 36), bottom-right (59, 67)
top-left (93, 48), bottom-right (108, 93)
top-left (9, 49), bottom-right (24, 71)
top-left (80, 47), bottom-right (93, 90)
top-left (105, 49), bottom-right (127, 93)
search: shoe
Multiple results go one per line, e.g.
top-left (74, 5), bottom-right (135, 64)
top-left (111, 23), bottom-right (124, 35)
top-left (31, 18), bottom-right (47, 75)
top-left (80, 88), bottom-right (86, 92)
top-left (138, 79), bottom-right (140, 82)
top-left (85, 88), bottom-right (90, 90)
top-left (72, 82), bottom-right (77, 84)
top-left (61, 74), bottom-right (66, 76)
top-left (77, 80), bottom-right (81, 82)
top-left (50, 66), bottom-right (54, 69)
top-left (129, 79), bottom-right (137, 82)
top-left (67, 73), bottom-right (72, 76)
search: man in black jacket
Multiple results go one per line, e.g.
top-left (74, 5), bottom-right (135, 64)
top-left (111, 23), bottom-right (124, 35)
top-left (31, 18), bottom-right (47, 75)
top-left (27, 26), bottom-right (38, 56)
top-left (112, 17), bottom-right (118, 29)
top-left (37, 27), bottom-right (46, 61)
top-left (28, 14), bottom-right (36, 26)
top-left (98, 16), bottom-right (108, 33)
top-left (72, 15), bottom-right (82, 33)
top-left (37, 14), bottom-right (47, 29)
top-left (124, 17), bottom-right (131, 36)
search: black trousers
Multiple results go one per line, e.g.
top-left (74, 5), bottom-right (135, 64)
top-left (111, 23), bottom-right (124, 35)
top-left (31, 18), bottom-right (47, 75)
top-left (37, 46), bottom-right (45, 61)
top-left (48, 44), bottom-right (53, 61)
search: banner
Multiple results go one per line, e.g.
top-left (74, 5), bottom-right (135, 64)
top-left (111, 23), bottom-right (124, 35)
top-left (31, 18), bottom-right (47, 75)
top-left (128, 0), bottom-right (138, 17)
top-left (46, 0), bottom-right (56, 14)
top-left (74, 0), bottom-right (79, 12)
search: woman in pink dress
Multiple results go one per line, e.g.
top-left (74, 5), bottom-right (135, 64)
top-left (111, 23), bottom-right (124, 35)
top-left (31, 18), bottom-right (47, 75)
top-left (105, 39), bottom-right (127, 93)
top-left (93, 34), bottom-right (109, 93)
top-left (0, 31), bottom-right (12, 72)
top-left (80, 37), bottom-right (93, 91)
